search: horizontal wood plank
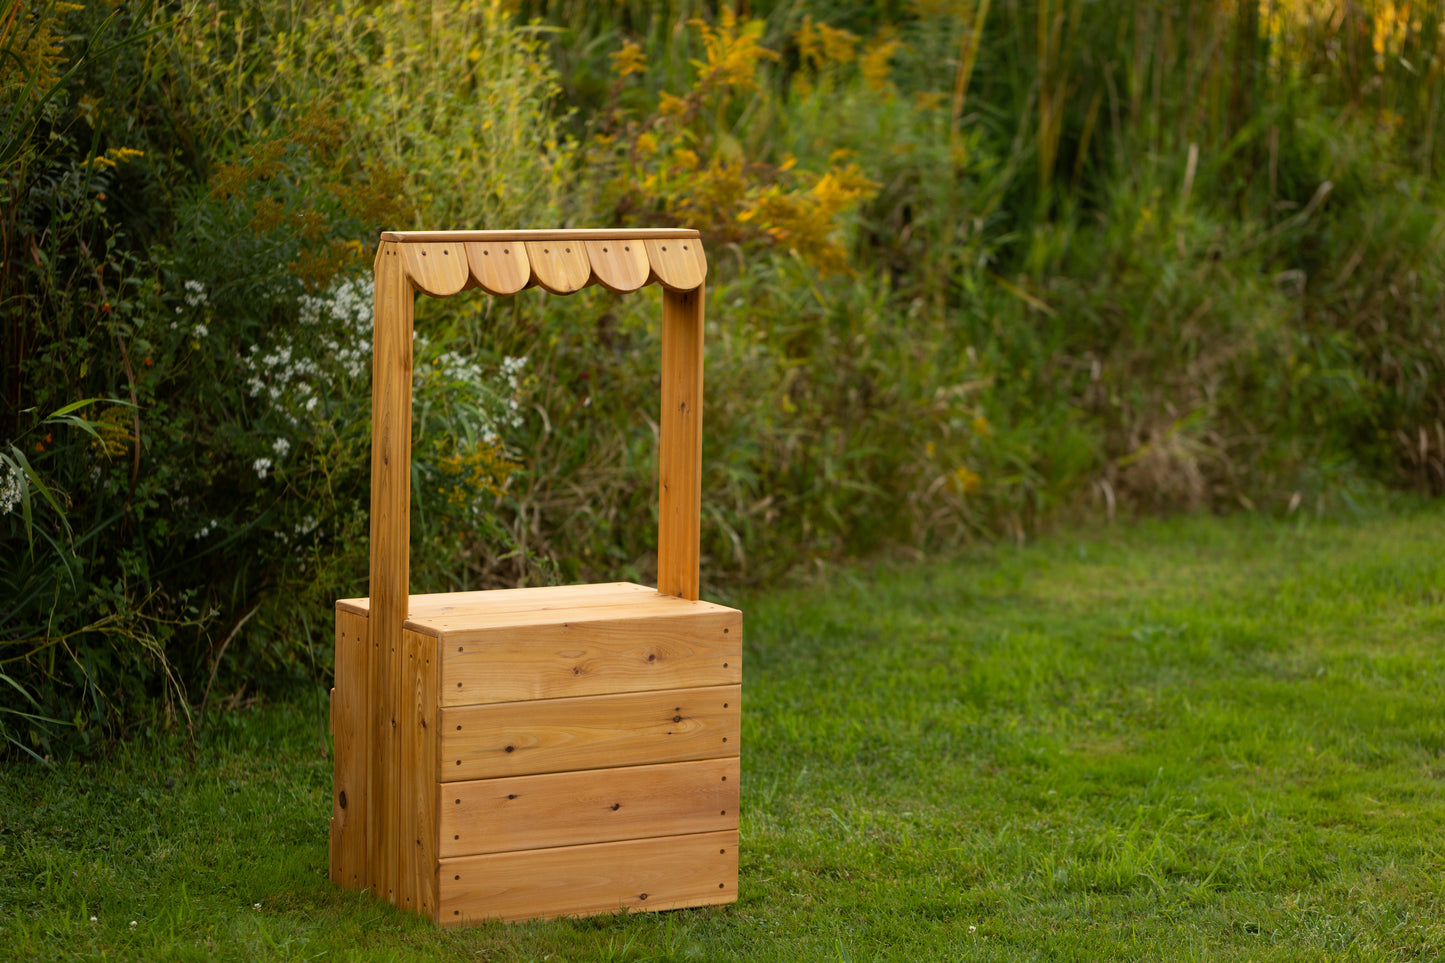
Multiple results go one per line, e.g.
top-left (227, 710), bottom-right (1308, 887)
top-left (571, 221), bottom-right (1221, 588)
top-left (335, 581), bottom-right (652, 618)
top-left (380, 228), bottom-right (699, 243)
top-left (441, 610), bottom-right (739, 705)
top-left (336, 583), bottom-right (740, 639)
top-left (440, 757), bottom-right (739, 856)
top-left (441, 685), bottom-right (740, 781)
top-left (439, 830), bottom-right (738, 923)
top-left (338, 582), bottom-right (660, 620)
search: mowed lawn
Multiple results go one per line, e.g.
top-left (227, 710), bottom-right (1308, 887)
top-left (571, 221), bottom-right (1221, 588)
top-left (2, 503), bottom-right (1442, 961)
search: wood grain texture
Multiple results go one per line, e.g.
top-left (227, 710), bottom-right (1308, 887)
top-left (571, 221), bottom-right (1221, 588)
top-left (441, 684), bottom-right (739, 781)
top-left (337, 584), bottom-right (740, 638)
top-left (464, 241), bottom-right (530, 296)
top-left (584, 239), bottom-right (650, 293)
top-left (399, 629), bottom-right (439, 917)
top-left (369, 242), bottom-right (414, 901)
top-left (336, 582), bottom-right (653, 620)
top-left (329, 608), bottom-right (370, 891)
top-left (644, 238), bottom-right (707, 292)
top-left (440, 758), bottom-right (739, 857)
top-left (439, 830), bottom-right (738, 923)
top-left (440, 609), bottom-right (740, 706)
top-left (382, 228), bottom-right (699, 243)
top-left (524, 239), bottom-right (591, 294)
top-left (657, 285), bottom-right (704, 600)
top-left (401, 241), bottom-right (469, 297)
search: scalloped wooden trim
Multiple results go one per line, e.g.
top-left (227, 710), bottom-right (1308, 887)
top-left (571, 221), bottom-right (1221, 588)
top-left (382, 228), bottom-right (698, 243)
top-left (383, 230), bottom-right (707, 298)
top-left (585, 239), bottom-right (650, 294)
top-left (644, 238), bottom-right (707, 292)
top-left (464, 241), bottom-right (530, 296)
top-left (524, 240), bottom-right (592, 295)
top-left (402, 242), bottom-right (468, 297)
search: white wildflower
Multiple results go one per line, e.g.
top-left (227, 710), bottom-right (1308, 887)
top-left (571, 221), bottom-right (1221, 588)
top-left (253, 457), bottom-right (272, 480)
top-left (192, 322), bottom-right (208, 339)
top-left (184, 279), bottom-right (208, 307)
top-left (0, 461), bottom-right (21, 515)
top-left (272, 437), bottom-right (290, 458)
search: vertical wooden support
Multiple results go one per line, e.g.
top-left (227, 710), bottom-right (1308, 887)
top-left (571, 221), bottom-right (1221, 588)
top-left (400, 628), bottom-right (439, 919)
top-left (657, 284), bottom-right (704, 601)
top-left (370, 241), bottom-right (414, 903)
top-left (330, 610), bottom-right (370, 890)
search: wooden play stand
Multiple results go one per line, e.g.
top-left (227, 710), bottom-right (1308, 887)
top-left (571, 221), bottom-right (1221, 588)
top-left (329, 229), bottom-right (741, 924)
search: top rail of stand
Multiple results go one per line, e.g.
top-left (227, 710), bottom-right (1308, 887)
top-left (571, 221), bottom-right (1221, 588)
top-left (377, 228), bottom-right (707, 297)
top-left (379, 228), bottom-right (700, 243)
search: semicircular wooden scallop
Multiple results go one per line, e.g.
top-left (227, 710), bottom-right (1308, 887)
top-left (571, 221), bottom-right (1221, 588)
top-left (401, 241), bottom-right (469, 297)
top-left (523, 240), bottom-right (591, 295)
top-left (465, 241), bottom-right (531, 296)
top-left (643, 237), bottom-right (707, 292)
top-left (584, 239), bottom-right (651, 293)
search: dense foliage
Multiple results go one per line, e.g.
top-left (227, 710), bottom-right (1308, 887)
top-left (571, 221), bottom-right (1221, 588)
top-left (2, 0), bottom-right (1442, 752)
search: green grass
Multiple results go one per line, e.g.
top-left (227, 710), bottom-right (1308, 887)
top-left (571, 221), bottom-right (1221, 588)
top-left (3, 503), bottom-right (1443, 961)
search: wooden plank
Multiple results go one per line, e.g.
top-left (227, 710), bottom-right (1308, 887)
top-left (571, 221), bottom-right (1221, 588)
top-left (336, 584), bottom-right (740, 635)
top-left (335, 581), bottom-right (655, 619)
top-left (425, 598), bottom-right (737, 639)
top-left (401, 241), bottom-right (469, 297)
top-left (440, 758), bottom-right (739, 857)
top-left (644, 238), bottom-right (707, 292)
top-left (440, 609), bottom-right (741, 706)
top-left (657, 284), bottom-right (704, 600)
top-left (439, 830), bottom-right (738, 923)
top-left (523, 239), bottom-right (591, 294)
top-left (441, 685), bottom-right (739, 781)
top-left (584, 239), bottom-right (650, 293)
top-left (421, 598), bottom-right (706, 634)
top-left (464, 241), bottom-right (530, 296)
top-left (398, 629), bottom-right (440, 918)
top-left (370, 241), bottom-right (414, 904)
top-left (381, 228), bottom-right (699, 243)
top-left (329, 608), bottom-right (370, 890)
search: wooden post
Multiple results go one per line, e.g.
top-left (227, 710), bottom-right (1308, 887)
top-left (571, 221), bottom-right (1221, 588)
top-left (369, 241), bottom-right (414, 902)
top-left (657, 283), bottom-right (704, 601)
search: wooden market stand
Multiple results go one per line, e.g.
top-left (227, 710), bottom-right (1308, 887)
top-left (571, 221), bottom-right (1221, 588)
top-left (329, 230), bottom-right (741, 924)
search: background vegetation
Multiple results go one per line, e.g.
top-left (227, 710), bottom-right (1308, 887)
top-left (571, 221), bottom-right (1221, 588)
top-left (2, 0), bottom-right (1442, 751)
